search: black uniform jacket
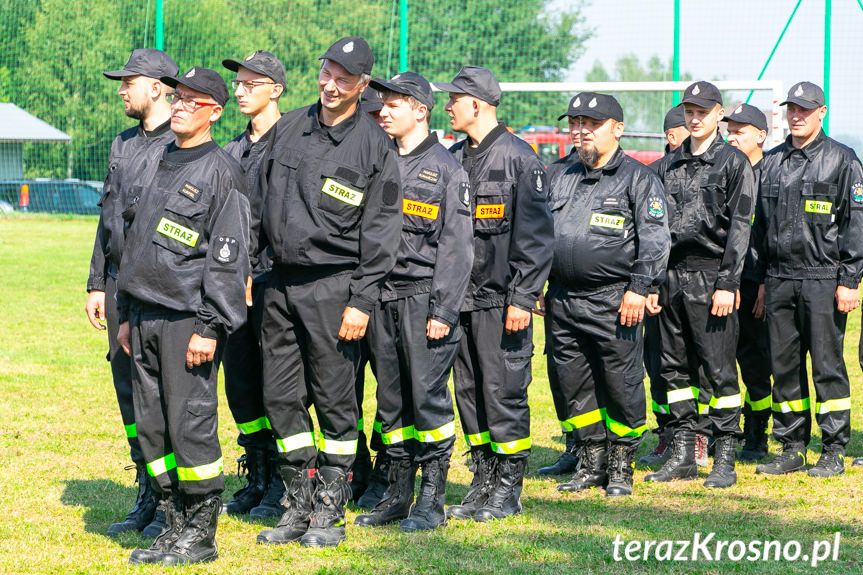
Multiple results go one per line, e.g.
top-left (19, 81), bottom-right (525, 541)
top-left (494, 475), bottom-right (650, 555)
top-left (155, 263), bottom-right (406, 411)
top-left (753, 130), bottom-right (863, 287)
top-left (386, 133), bottom-right (474, 327)
top-left (117, 141), bottom-right (250, 339)
top-left (548, 146), bottom-right (671, 295)
top-left (741, 159), bottom-right (763, 283)
top-left (87, 120), bottom-right (175, 292)
top-left (449, 122), bottom-right (554, 311)
top-left (655, 131), bottom-right (756, 292)
top-left (251, 102), bottom-right (402, 314)
top-left (224, 124), bottom-right (275, 282)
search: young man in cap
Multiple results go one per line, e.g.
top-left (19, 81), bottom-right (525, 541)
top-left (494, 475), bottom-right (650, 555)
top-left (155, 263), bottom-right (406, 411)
top-left (724, 103), bottom-right (772, 461)
top-left (646, 81), bottom-right (755, 489)
top-left (536, 94), bottom-right (586, 478)
top-left (85, 48), bottom-right (178, 537)
top-left (218, 50), bottom-right (286, 519)
top-left (353, 71), bottom-right (473, 531)
top-left (115, 66), bottom-right (249, 565)
top-left (252, 36), bottom-right (402, 548)
top-left (435, 66), bottom-right (554, 521)
top-left (753, 81), bottom-right (863, 477)
top-left (546, 93), bottom-right (670, 497)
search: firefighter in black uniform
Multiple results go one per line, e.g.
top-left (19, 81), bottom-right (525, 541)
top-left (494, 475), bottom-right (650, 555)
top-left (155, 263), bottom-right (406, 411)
top-left (252, 37), bottom-right (402, 549)
top-left (116, 67), bottom-right (249, 565)
top-left (640, 104), bottom-right (690, 467)
top-left (724, 103), bottom-right (772, 461)
top-left (434, 66), bottom-right (554, 521)
top-left (753, 82), bottom-right (863, 477)
top-left (352, 72), bottom-right (473, 531)
top-left (537, 94), bottom-right (584, 478)
top-left (646, 81), bottom-right (755, 489)
top-left (546, 93), bottom-right (670, 497)
top-left (85, 48), bottom-right (178, 537)
top-left (219, 50), bottom-right (287, 518)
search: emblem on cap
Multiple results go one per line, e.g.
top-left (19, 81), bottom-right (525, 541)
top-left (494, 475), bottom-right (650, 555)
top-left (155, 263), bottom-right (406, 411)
top-left (343, 41), bottom-right (354, 53)
top-left (186, 67), bottom-right (196, 78)
top-left (735, 106), bottom-right (743, 115)
top-left (392, 74), bottom-right (401, 80)
top-left (244, 52), bottom-right (255, 61)
top-left (794, 84), bottom-right (804, 97)
top-left (573, 97), bottom-right (581, 107)
top-left (588, 97), bottom-right (597, 108)
top-left (692, 84), bottom-right (700, 95)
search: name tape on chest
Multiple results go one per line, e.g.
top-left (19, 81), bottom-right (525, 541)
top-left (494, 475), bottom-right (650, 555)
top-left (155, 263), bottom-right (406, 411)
top-left (321, 178), bottom-right (363, 206)
top-left (403, 198), bottom-right (439, 220)
top-left (590, 213), bottom-right (626, 230)
top-left (476, 203), bottom-right (505, 219)
top-left (179, 181), bottom-right (202, 202)
top-left (157, 217), bottom-right (199, 247)
top-left (804, 200), bottom-right (832, 215)
top-left (417, 168), bottom-right (440, 185)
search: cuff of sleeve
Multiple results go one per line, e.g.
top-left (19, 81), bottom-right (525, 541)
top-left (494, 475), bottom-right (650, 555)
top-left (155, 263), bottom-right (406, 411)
top-left (626, 279), bottom-right (651, 297)
top-left (506, 291), bottom-right (537, 313)
top-left (428, 303), bottom-right (459, 328)
top-left (347, 294), bottom-right (376, 315)
top-left (118, 308), bottom-right (129, 325)
top-left (87, 276), bottom-right (106, 292)
top-left (194, 320), bottom-right (223, 340)
top-left (714, 278), bottom-right (740, 292)
top-left (838, 275), bottom-right (860, 289)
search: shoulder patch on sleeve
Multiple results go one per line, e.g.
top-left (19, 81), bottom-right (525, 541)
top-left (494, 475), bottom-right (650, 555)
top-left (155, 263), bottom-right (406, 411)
top-left (531, 168), bottom-right (545, 193)
top-left (851, 182), bottom-right (863, 204)
top-left (382, 181), bottom-right (399, 206)
top-left (647, 196), bottom-right (665, 219)
top-left (460, 182), bottom-right (470, 207)
top-left (213, 236), bottom-right (239, 264)
top-left (179, 181), bottom-right (201, 202)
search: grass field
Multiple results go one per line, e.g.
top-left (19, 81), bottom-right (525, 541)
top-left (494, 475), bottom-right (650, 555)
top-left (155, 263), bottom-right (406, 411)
top-left (0, 215), bottom-right (861, 575)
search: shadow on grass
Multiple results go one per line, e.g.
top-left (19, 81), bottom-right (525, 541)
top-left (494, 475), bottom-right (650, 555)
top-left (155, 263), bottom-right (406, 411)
top-left (59, 478), bottom-right (149, 549)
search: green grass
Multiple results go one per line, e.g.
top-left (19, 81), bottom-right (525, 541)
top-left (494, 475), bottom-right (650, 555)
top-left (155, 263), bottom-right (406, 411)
top-left (0, 215), bottom-right (861, 574)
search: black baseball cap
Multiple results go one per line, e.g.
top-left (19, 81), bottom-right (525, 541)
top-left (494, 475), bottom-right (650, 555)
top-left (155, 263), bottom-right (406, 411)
top-left (319, 37), bottom-right (374, 76)
top-left (558, 92), bottom-right (623, 123)
top-left (369, 71), bottom-right (435, 110)
top-left (433, 66), bottom-right (501, 107)
top-left (161, 67), bottom-right (229, 106)
top-left (663, 104), bottom-right (686, 131)
top-left (781, 81), bottom-right (825, 109)
top-left (681, 81), bottom-right (722, 108)
top-left (724, 103), bottom-right (768, 132)
top-left (361, 87), bottom-right (383, 113)
top-left (223, 50), bottom-right (287, 88)
top-left (104, 48), bottom-right (178, 80)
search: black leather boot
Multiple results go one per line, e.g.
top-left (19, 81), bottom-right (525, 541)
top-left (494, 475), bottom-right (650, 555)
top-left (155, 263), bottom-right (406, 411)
top-left (356, 450), bottom-right (390, 508)
top-left (644, 430), bottom-right (698, 482)
top-left (158, 494), bottom-right (221, 565)
top-left (300, 466), bottom-right (352, 548)
top-left (738, 410), bottom-right (769, 461)
top-left (704, 435), bottom-right (738, 488)
top-left (537, 432), bottom-right (579, 476)
top-left (108, 463), bottom-right (158, 535)
top-left (256, 466), bottom-right (315, 544)
top-left (222, 447), bottom-right (268, 515)
top-left (249, 450), bottom-right (287, 519)
top-left (400, 457), bottom-right (449, 532)
top-left (605, 443), bottom-right (638, 497)
top-left (129, 495), bottom-right (185, 564)
top-left (638, 427), bottom-right (673, 465)
top-left (355, 458), bottom-right (417, 527)
top-left (808, 445), bottom-right (845, 477)
top-left (557, 443), bottom-right (607, 493)
top-left (446, 447), bottom-right (498, 520)
top-left (474, 457), bottom-right (527, 522)
top-left (756, 442), bottom-right (806, 475)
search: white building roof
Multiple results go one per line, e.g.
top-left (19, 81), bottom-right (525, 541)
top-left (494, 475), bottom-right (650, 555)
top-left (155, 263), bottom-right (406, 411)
top-left (0, 103), bottom-right (71, 142)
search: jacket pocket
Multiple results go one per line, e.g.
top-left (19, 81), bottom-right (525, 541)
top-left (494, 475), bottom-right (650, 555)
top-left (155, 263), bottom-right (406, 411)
top-left (801, 181), bottom-right (836, 224)
top-left (315, 161), bottom-right (368, 233)
top-left (152, 193), bottom-right (208, 257)
top-left (401, 183), bottom-right (442, 234)
top-left (473, 180), bottom-right (512, 235)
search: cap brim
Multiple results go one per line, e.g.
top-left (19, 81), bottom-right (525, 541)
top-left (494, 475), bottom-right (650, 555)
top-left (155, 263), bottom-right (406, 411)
top-left (557, 112), bottom-right (573, 121)
top-left (368, 78), bottom-right (403, 95)
top-left (570, 110), bottom-right (620, 122)
top-left (780, 97), bottom-right (822, 109)
top-left (103, 68), bottom-right (138, 80)
top-left (681, 96), bottom-right (720, 109)
top-left (361, 100), bottom-right (383, 113)
top-left (432, 81), bottom-right (461, 93)
top-left (222, 58), bottom-right (242, 72)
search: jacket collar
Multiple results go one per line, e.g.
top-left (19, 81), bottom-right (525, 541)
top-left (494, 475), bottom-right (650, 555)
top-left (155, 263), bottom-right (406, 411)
top-left (305, 100), bottom-right (361, 143)
top-left (782, 129), bottom-right (827, 162)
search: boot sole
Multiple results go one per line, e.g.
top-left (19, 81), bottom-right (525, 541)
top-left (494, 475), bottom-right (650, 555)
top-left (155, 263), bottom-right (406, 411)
top-left (755, 465), bottom-right (805, 475)
top-left (158, 551), bottom-right (218, 566)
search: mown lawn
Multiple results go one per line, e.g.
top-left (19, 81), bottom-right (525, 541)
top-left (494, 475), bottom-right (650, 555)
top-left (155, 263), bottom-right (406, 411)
top-left (0, 215), bottom-right (861, 574)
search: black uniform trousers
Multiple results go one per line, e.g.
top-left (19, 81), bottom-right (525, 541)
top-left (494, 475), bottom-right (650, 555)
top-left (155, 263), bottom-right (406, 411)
top-left (367, 293), bottom-right (458, 464)
top-left (129, 305), bottom-right (224, 497)
top-left (105, 275), bottom-right (143, 465)
top-left (223, 280), bottom-right (273, 449)
top-left (355, 340), bottom-right (384, 453)
top-left (546, 285), bottom-right (647, 447)
top-left (453, 307), bottom-right (533, 458)
top-left (737, 278), bottom-right (772, 417)
top-left (658, 267), bottom-right (743, 438)
top-left (261, 268), bottom-right (360, 472)
top-left (643, 314), bottom-right (671, 430)
top-left (765, 277), bottom-right (851, 448)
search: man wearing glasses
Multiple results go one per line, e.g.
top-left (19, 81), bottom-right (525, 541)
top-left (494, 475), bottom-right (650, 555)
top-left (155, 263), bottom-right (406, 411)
top-left (85, 48), bottom-right (178, 538)
top-left (218, 50), bottom-right (286, 520)
top-left (252, 37), bottom-right (401, 549)
top-left (116, 66), bottom-right (250, 566)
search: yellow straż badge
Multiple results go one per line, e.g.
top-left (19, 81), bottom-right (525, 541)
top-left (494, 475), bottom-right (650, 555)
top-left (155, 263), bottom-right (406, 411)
top-left (322, 178), bottom-right (363, 206)
top-left (157, 217), bottom-right (199, 247)
top-left (403, 199), bottom-right (439, 220)
top-left (590, 213), bottom-right (625, 230)
top-left (804, 200), bottom-right (831, 215)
